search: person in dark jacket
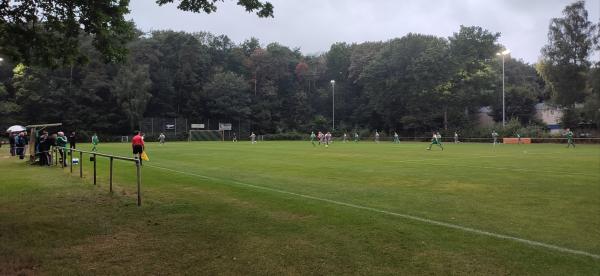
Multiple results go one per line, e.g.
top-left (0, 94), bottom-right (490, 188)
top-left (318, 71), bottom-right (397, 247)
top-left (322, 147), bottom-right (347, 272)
top-left (38, 131), bottom-right (50, 165)
top-left (15, 132), bottom-right (27, 159)
top-left (69, 131), bottom-right (77, 149)
top-left (9, 133), bottom-right (16, 156)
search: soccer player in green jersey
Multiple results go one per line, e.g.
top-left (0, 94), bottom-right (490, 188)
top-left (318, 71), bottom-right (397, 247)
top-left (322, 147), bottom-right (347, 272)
top-left (310, 131), bottom-right (316, 147)
top-left (393, 132), bottom-right (400, 144)
top-left (492, 130), bottom-right (499, 146)
top-left (427, 132), bottom-right (444, 150)
top-left (56, 131), bottom-right (68, 166)
top-left (91, 133), bottom-right (99, 151)
top-left (565, 128), bottom-right (575, 148)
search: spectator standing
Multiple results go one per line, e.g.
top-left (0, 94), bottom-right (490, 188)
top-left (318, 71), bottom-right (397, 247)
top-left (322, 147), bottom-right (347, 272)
top-left (69, 132), bottom-right (77, 149)
top-left (9, 133), bottom-right (16, 156)
top-left (38, 131), bottom-right (50, 165)
top-left (56, 132), bottom-right (68, 166)
top-left (15, 132), bottom-right (27, 159)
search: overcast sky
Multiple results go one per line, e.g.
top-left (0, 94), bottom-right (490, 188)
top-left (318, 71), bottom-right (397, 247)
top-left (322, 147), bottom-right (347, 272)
top-left (128, 0), bottom-right (600, 64)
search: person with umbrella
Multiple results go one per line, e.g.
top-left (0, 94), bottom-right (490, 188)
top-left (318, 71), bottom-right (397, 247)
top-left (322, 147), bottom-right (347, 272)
top-left (6, 125), bottom-right (26, 156)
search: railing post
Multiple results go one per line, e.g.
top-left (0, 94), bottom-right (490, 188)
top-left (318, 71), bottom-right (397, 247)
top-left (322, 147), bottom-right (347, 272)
top-left (136, 159), bottom-right (141, 206)
top-left (70, 148), bottom-right (73, 174)
top-left (109, 157), bottom-right (113, 193)
top-left (59, 148), bottom-right (62, 168)
top-left (79, 151), bottom-right (83, 178)
top-left (93, 153), bottom-right (97, 185)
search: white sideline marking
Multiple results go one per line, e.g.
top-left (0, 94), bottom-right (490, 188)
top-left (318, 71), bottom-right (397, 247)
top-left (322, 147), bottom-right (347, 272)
top-left (146, 163), bottom-right (599, 260)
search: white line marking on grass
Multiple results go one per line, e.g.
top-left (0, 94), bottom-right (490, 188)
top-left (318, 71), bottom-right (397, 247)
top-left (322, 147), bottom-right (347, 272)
top-left (146, 163), bottom-right (600, 260)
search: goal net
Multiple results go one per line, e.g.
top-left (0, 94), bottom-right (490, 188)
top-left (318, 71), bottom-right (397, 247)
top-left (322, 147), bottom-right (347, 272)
top-left (188, 130), bottom-right (223, 141)
top-left (121, 136), bottom-right (129, 143)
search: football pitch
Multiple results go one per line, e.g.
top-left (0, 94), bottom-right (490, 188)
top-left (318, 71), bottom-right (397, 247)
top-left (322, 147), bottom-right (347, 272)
top-left (1, 141), bottom-right (599, 274)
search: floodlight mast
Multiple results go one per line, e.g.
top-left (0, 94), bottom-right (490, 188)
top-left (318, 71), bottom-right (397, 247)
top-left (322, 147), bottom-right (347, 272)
top-left (330, 80), bottom-right (335, 131)
top-left (496, 49), bottom-right (510, 127)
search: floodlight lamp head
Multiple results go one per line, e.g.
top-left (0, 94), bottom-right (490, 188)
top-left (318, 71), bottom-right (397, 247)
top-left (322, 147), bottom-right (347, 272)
top-left (497, 49), bottom-right (510, 56)
top-left (330, 80), bottom-right (335, 85)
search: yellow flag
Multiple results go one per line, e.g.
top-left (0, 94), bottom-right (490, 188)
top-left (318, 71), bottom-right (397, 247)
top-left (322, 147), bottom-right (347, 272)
top-left (141, 151), bottom-right (149, 161)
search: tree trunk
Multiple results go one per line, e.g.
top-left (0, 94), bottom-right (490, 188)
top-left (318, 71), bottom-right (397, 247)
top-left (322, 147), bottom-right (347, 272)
top-left (443, 106), bottom-right (448, 130)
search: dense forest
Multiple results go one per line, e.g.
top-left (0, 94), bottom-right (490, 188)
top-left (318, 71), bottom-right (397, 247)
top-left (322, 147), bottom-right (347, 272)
top-left (0, 1), bottom-right (598, 139)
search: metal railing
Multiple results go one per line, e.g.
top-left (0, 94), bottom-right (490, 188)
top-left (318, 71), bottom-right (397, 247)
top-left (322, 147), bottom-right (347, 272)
top-left (52, 146), bottom-right (143, 206)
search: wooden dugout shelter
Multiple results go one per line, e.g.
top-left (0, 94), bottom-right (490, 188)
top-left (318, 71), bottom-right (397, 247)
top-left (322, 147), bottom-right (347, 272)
top-left (25, 123), bottom-right (62, 162)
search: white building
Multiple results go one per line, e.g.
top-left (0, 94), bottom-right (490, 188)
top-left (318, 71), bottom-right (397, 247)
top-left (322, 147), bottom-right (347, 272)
top-left (476, 103), bottom-right (564, 134)
top-left (477, 106), bottom-right (494, 127)
top-left (535, 102), bottom-right (563, 133)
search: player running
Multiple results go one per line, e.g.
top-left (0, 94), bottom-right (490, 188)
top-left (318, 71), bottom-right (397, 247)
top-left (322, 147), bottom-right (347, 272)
top-left (454, 131), bottom-right (459, 143)
top-left (516, 132), bottom-right (522, 144)
top-left (250, 132), bottom-right (257, 144)
top-left (426, 131), bottom-right (444, 150)
top-left (310, 131), bottom-right (316, 147)
top-left (354, 132), bottom-right (359, 143)
top-left (393, 132), bottom-right (400, 144)
top-left (374, 131), bottom-right (380, 143)
top-left (492, 130), bottom-right (499, 146)
top-left (343, 133), bottom-right (348, 143)
top-left (158, 133), bottom-right (166, 145)
top-left (325, 132), bottom-right (332, 147)
top-left (232, 133), bottom-right (237, 142)
top-left (564, 128), bottom-right (575, 148)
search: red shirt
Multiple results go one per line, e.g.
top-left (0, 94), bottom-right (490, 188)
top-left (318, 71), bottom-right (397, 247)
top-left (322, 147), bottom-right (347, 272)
top-left (132, 135), bottom-right (145, 146)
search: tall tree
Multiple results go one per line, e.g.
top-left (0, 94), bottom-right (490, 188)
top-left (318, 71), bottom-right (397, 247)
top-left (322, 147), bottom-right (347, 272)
top-left (204, 71), bottom-right (251, 124)
top-left (361, 34), bottom-right (452, 131)
top-left (113, 64), bottom-right (152, 131)
top-left (537, 1), bottom-right (596, 107)
top-left (0, 0), bottom-right (273, 67)
top-left (445, 25), bottom-right (500, 129)
top-left (156, 0), bottom-right (273, 17)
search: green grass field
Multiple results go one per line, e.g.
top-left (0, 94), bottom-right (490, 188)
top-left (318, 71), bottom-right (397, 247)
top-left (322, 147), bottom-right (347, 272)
top-left (1, 141), bottom-right (599, 275)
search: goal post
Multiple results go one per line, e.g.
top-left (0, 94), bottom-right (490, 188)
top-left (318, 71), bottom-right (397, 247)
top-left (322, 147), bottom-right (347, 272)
top-left (188, 130), bottom-right (224, 141)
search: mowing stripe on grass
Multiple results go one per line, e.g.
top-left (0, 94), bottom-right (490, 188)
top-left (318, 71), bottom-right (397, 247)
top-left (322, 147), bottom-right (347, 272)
top-left (146, 163), bottom-right (600, 260)
top-left (389, 159), bottom-right (598, 177)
